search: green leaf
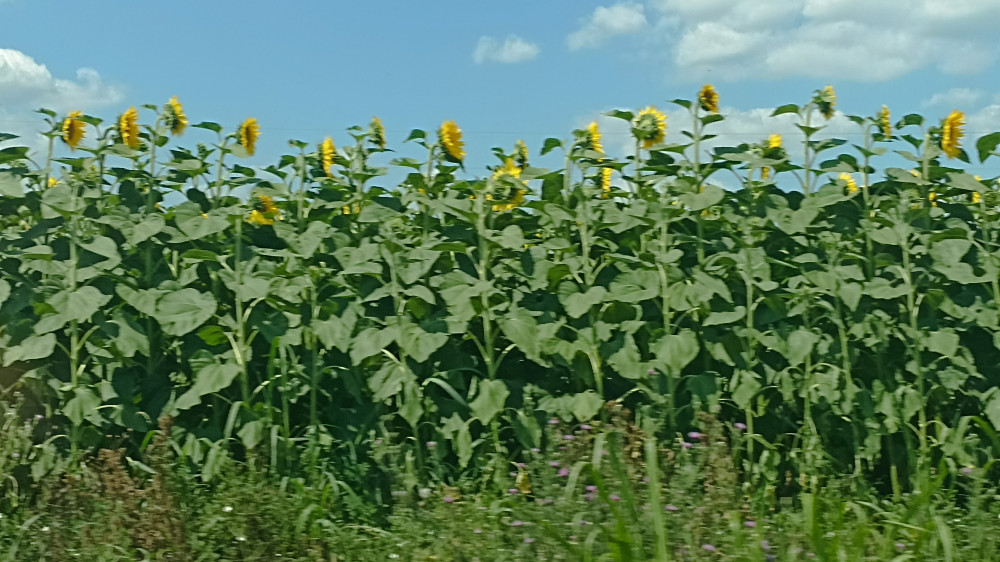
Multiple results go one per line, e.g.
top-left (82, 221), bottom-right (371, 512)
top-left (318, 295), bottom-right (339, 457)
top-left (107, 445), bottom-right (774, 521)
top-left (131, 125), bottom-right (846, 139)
top-left (652, 331), bottom-right (700, 373)
top-left (129, 214), bottom-right (165, 246)
top-left (679, 184), bottom-right (724, 211)
top-left (237, 420), bottom-right (265, 450)
top-left (541, 137), bottom-right (563, 156)
top-left (729, 370), bottom-right (761, 409)
top-left (569, 391), bottom-right (604, 422)
top-left (3, 333), bottom-right (57, 365)
top-left (771, 104), bottom-right (800, 116)
top-left (469, 379), bottom-right (509, 424)
top-left (604, 109), bottom-right (635, 122)
top-left (562, 286), bottom-right (607, 319)
top-left (0, 147), bottom-right (29, 166)
top-left (0, 279), bottom-right (10, 307)
top-left (976, 131), bottom-right (1000, 162)
top-left (174, 361), bottom-right (241, 411)
top-left (155, 289), bottom-right (218, 336)
top-left (0, 171), bottom-right (24, 196)
top-left (63, 387), bottom-right (102, 426)
top-left (609, 269), bottom-right (659, 303)
top-left (926, 330), bottom-right (960, 358)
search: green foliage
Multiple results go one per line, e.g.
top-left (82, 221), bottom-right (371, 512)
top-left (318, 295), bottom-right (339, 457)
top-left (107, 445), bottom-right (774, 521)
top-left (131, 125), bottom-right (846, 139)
top-left (0, 96), bottom-right (998, 512)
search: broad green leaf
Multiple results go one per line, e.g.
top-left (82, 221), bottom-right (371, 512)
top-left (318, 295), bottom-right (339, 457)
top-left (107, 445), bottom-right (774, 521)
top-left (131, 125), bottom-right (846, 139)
top-left (3, 333), bottom-right (57, 365)
top-left (926, 329), bottom-right (960, 358)
top-left (652, 331), bottom-right (700, 373)
top-left (569, 391), bottom-right (604, 422)
top-left (976, 131), bottom-right (1000, 162)
top-left (562, 286), bottom-right (607, 319)
top-left (63, 387), bottom-right (102, 426)
top-left (174, 361), bottom-right (241, 411)
top-left (0, 171), bottom-right (24, 196)
top-left (469, 379), bottom-right (509, 424)
top-left (155, 289), bottom-right (218, 336)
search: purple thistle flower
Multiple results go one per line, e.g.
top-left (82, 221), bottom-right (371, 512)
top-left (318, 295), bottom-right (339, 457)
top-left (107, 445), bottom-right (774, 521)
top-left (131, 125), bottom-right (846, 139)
top-left (508, 488), bottom-right (519, 495)
top-left (562, 434), bottom-right (576, 440)
top-left (664, 504), bottom-right (678, 511)
top-left (548, 418), bottom-right (560, 425)
top-left (584, 493), bottom-right (595, 501)
top-left (896, 543), bottom-right (906, 550)
top-left (744, 520), bottom-right (756, 528)
top-left (558, 468), bottom-right (569, 477)
top-left (579, 424), bottom-right (592, 430)
top-left (702, 544), bottom-right (716, 552)
top-left (609, 494), bottom-right (621, 502)
top-left (442, 496), bottom-right (455, 503)
top-left (511, 520), bottom-right (524, 527)
top-left (549, 461), bottom-right (560, 467)
top-left (682, 441), bottom-right (693, 449)
top-left (586, 485), bottom-right (598, 492)
top-left (734, 422), bottom-right (747, 431)
top-left (687, 431), bottom-right (703, 440)
top-left (760, 540), bottom-right (771, 551)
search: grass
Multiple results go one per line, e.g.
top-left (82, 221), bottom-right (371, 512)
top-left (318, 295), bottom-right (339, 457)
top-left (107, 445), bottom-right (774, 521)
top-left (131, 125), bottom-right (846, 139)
top-left (2, 403), bottom-right (999, 561)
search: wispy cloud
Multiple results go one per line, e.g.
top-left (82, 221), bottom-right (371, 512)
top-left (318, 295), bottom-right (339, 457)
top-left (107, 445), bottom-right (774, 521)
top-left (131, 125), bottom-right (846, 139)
top-left (921, 88), bottom-right (984, 109)
top-left (568, 3), bottom-right (647, 51)
top-left (643, 0), bottom-right (1000, 81)
top-left (0, 48), bottom-right (124, 152)
top-left (472, 35), bottom-right (540, 64)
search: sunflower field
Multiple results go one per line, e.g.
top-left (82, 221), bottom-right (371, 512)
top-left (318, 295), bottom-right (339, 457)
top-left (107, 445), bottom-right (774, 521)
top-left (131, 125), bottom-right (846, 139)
top-left (2, 86), bottom-right (1000, 559)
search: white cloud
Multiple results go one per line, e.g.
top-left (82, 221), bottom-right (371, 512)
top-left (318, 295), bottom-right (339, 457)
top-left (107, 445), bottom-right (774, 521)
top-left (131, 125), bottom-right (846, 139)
top-left (922, 88), bottom-right (984, 109)
top-left (645, 0), bottom-right (1000, 81)
top-left (568, 3), bottom-right (647, 51)
top-left (472, 35), bottom-right (540, 64)
top-left (0, 49), bottom-right (124, 152)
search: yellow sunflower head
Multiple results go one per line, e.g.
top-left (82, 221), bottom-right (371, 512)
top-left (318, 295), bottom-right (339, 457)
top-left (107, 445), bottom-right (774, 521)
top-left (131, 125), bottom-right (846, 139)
top-left (839, 172), bottom-right (858, 194)
top-left (247, 210), bottom-right (273, 225)
top-left (165, 96), bottom-right (188, 136)
top-left (761, 166), bottom-right (771, 180)
top-left (768, 134), bottom-right (782, 149)
top-left (514, 139), bottom-right (529, 168)
top-left (972, 191), bottom-right (982, 204)
top-left (633, 106), bottom-right (667, 149)
top-left (877, 105), bottom-right (891, 137)
top-left (254, 194), bottom-right (279, 214)
top-left (584, 121), bottom-right (604, 154)
top-left (698, 84), bottom-right (719, 114)
top-left (940, 110), bottom-right (965, 159)
top-left (61, 111), bottom-right (86, 150)
top-left (47, 176), bottom-right (58, 188)
top-left (320, 136), bottom-right (336, 176)
top-left (600, 167), bottom-right (612, 197)
top-left (816, 85), bottom-right (837, 120)
top-left (248, 194), bottom-right (280, 225)
top-left (439, 120), bottom-right (465, 162)
top-left (929, 191), bottom-right (938, 207)
top-left (118, 106), bottom-right (141, 149)
top-left (238, 117), bottom-right (260, 156)
top-left (370, 116), bottom-right (386, 150)
top-left (491, 158), bottom-right (522, 181)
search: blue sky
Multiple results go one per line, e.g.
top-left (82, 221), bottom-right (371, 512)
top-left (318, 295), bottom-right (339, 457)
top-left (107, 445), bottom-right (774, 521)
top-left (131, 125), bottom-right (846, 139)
top-left (3, 0), bottom-right (1000, 181)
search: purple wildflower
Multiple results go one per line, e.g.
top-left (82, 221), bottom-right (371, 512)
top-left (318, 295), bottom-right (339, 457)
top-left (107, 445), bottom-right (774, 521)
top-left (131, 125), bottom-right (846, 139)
top-left (609, 494), bottom-right (621, 502)
top-left (682, 442), bottom-right (693, 449)
top-left (442, 496), bottom-right (455, 503)
top-left (508, 488), bottom-right (519, 495)
top-left (549, 461), bottom-right (560, 467)
top-left (896, 543), bottom-right (906, 550)
top-left (703, 544), bottom-right (716, 552)
top-left (558, 468), bottom-right (569, 477)
top-left (586, 485), bottom-right (598, 492)
top-left (579, 424), bottom-right (592, 430)
top-left (687, 431), bottom-right (703, 440)
top-left (665, 505), bottom-right (678, 511)
top-left (760, 540), bottom-right (771, 551)
top-left (562, 434), bottom-right (576, 441)
top-left (511, 520), bottom-right (524, 527)
top-left (734, 422), bottom-right (747, 431)
top-left (744, 520), bottom-right (756, 528)
top-left (548, 418), bottom-right (559, 425)
top-left (584, 493), bottom-right (595, 502)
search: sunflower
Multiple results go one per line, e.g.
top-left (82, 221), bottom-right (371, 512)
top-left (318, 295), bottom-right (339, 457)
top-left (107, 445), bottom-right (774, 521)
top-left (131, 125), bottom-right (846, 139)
top-left (248, 194), bottom-right (280, 225)
top-left (247, 210), bottom-right (272, 225)
top-left (817, 85), bottom-right (836, 120)
top-left (491, 158), bottom-right (522, 181)
top-left (761, 167), bottom-right (771, 180)
top-left (600, 166), bottom-right (612, 198)
top-left (370, 116), bottom-right (386, 150)
top-left (839, 172), bottom-right (858, 194)
top-left (633, 106), bottom-right (666, 149)
top-left (320, 137), bottom-right (336, 176)
top-left (929, 191), bottom-right (938, 207)
top-left (972, 191), bottom-right (982, 204)
top-left (119, 106), bottom-right (141, 149)
top-left (768, 134), bottom-right (782, 149)
top-left (585, 121), bottom-right (604, 154)
top-left (698, 84), bottom-right (719, 114)
top-left (877, 105), bottom-right (891, 137)
top-left (165, 96), bottom-right (188, 136)
top-left (61, 111), bottom-right (86, 150)
top-left (514, 139), bottom-right (529, 168)
top-left (47, 176), bottom-right (58, 188)
top-left (238, 117), bottom-right (260, 156)
top-left (439, 120), bottom-right (465, 162)
top-left (940, 110), bottom-right (965, 159)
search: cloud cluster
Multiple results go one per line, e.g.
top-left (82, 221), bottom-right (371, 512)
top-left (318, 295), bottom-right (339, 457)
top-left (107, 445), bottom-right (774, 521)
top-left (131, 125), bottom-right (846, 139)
top-left (0, 48), bottom-right (123, 150)
top-left (568, 0), bottom-right (1000, 82)
top-left (472, 35), bottom-right (540, 64)
top-left (568, 3), bottom-right (648, 51)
